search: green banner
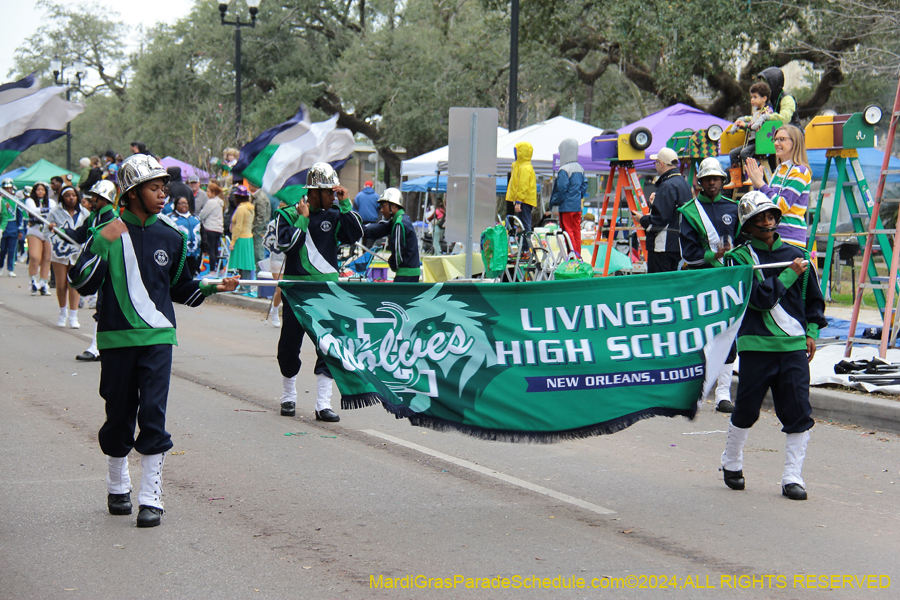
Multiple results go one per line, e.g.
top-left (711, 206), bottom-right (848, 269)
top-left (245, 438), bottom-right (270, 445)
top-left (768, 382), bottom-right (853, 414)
top-left (281, 266), bottom-right (753, 442)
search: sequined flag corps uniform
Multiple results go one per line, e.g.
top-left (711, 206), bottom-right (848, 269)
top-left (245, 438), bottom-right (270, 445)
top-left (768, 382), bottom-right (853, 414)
top-left (69, 211), bottom-right (219, 457)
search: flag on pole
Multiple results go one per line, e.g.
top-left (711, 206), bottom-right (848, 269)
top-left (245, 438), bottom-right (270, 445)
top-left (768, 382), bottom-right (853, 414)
top-left (0, 73), bottom-right (85, 173)
top-left (234, 106), bottom-right (356, 205)
top-left (280, 267), bottom-right (753, 442)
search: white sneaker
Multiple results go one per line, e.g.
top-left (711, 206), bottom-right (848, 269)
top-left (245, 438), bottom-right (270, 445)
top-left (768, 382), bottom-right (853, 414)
top-left (86, 294), bottom-right (96, 309)
top-left (69, 315), bottom-right (80, 329)
top-left (40, 281), bottom-right (50, 296)
top-left (270, 307), bottom-right (281, 327)
top-left (30, 280), bottom-right (38, 295)
top-left (7, 271), bottom-right (15, 277)
top-left (57, 313), bottom-right (67, 327)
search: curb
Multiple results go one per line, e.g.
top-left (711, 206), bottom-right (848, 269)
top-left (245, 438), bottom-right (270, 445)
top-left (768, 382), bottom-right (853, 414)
top-left (208, 291), bottom-right (900, 435)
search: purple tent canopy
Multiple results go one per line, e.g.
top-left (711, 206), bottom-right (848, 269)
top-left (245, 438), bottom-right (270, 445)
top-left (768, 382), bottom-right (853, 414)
top-left (554, 103), bottom-right (733, 173)
top-left (159, 156), bottom-right (211, 183)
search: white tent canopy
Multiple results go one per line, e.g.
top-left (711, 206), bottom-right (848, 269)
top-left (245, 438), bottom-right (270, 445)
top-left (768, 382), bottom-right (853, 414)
top-left (436, 116), bottom-right (605, 177)
top-left (401, 126), bottom-right (508, 177)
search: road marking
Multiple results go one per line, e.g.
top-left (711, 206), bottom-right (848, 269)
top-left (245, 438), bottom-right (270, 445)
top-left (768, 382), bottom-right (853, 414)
top-left (361, 429), bottom-right (615, 515)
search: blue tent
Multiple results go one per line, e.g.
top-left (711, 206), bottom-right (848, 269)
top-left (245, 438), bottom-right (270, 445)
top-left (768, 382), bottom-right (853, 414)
top-left (717, 147), bottom-right (900, 185)
top-left (0, 166), bottom-right (27, 181)
top-left (401, 175), bottom-right (539, 195)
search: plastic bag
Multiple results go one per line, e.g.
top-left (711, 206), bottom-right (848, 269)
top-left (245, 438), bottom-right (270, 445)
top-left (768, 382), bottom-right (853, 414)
top-left (554, 259), bottom-right (594, 280)
top-left (481, 225), bottom-right (508, 273)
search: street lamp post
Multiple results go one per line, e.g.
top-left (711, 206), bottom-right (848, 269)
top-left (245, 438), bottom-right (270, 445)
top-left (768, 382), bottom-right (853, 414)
top-left (219, 0), bottom-right (262, 145)
top-left (50, 56), bottom-right (85, 172)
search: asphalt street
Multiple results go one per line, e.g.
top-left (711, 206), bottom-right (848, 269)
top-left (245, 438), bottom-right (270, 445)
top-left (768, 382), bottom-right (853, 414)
top-left (1, 274), bottom-right (898, 600)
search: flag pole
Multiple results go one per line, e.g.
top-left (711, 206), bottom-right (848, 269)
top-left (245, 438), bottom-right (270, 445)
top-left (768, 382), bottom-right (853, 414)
top-left (1, 188), bottom-right (79, 246)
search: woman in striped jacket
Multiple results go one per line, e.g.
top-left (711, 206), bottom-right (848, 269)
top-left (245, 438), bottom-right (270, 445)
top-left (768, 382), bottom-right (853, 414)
top-left (745, 124), bottom-right (811, 248)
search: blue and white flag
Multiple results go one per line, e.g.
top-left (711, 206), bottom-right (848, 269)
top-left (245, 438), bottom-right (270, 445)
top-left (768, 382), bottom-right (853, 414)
top-left (0, 73), bottom-right (84, 172)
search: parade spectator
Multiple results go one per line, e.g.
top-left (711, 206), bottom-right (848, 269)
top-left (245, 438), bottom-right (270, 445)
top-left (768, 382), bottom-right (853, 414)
top-left (745, 124), bottom-right (811, 248)
top-left (102, 150), bottom-right (117, 180)
top-left (364, 188), bottom-right (421, 282)
top-left (550, 138), bottom-right (588, 256)
top-left (725, 82), bottom-right (773, 190)
top-left (199, 182), bottom-right (225, 275)
top-left (49, 176), bottom-right (64, 202)
top-left (172, 196), bottom-right (203, 278)
top-left (507, 142), bottom-right (537, 253)
top-left (0, 180), bottom-right (24, 277)
top-left (758, 67), bottom-right (802, 130)
top-left (248, 182), bottom-right (271, 264)
top-left (354, 180), bottom-right (380, 248)
top-left (227, 185), bottom-right (256, 290)
top-left (678, 157), bottom-right (740, 413)
top-left (188, 175), bottom-right (208, 215)
top-left (721, 191), bottom-right (826, 501)
top-left (47, 185), bottom-right (89, 328)
top-left (24, 181), bottom-right (55, 295)
top-left (130, 141), bottom-right (148, 155)
top-left (79, 156), bottom-right (104, 194)
top-left (425, 199), bottom-right (445, 255)
top-left (165, 166), bottom-right (195, 214)
top-left (632, 147), bottom-right (691, 273)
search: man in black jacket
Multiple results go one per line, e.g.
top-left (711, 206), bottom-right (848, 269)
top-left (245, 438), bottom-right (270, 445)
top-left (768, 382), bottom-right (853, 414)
top-left (166, 166), bottom-right (196, 215)
top-left (632, 147), bottom-right (691, 273)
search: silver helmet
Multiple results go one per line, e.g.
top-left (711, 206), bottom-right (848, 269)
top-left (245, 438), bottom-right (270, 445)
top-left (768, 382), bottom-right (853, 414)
top-left (305, 162), bottom-right (339, 189)
top-left (1, 177), bottom-right (15, 190)
top-left (739, 190), bottom-right (781, 229)
top-left (89, 179), bottom-right (118, 204)
top-left (118, 154), bottom-right (169, 196)
top-left (378, 187), bottom-right (403, 208)
top-left (696, 157), bottom-right (728, 180)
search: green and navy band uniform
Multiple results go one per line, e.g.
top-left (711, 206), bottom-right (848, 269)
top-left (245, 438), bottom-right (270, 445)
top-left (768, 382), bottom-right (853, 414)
top-left (273, 197), bottom-right (363, 381)
top-left (271, 197), bottom-right (364, 281)
top-left (726, 236), bottom-right (827, 353)
top-left (677, 193), bottom-right (739, 268)
top-left (63, 204), bottom-right (116, 245)
top-left (363, 208), bottom-right (421, 278)
top-left (68, 210), bottom-right (219, 349)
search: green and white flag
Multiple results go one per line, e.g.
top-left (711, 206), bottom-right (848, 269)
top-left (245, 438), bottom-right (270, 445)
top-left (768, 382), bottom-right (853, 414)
top-left (281, 266), bottom-right (752, 442)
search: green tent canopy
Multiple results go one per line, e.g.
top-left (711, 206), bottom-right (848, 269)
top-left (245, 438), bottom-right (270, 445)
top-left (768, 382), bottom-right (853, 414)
top-left (12, 159), bottom-right (80, 188)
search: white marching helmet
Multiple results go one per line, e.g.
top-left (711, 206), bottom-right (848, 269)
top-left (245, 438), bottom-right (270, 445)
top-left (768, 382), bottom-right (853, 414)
top-left (697, 157), bottom-right (728, 180)
top-left (1, 177), bottom-right (15, 191)
top-left (89, 179), bottom-right (118, 204)
top-left (378, 187), bottom-right (403, 208)
top-left (738, 190), bottom-right (782, 230)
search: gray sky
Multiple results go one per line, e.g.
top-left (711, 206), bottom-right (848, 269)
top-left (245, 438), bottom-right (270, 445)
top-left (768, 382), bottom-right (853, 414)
top-left (1, 0), bottom-right (193, 83)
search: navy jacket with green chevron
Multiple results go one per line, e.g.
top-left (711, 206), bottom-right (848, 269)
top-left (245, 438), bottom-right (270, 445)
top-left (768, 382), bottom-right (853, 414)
top-left (727, 236), bottom-right (827, 353)
top-left (272, 198), bottom-right (364, 281)
top-left (363, 209), bottom-right (421, 277)
top-left (68, 210), bottom-right (218, 350)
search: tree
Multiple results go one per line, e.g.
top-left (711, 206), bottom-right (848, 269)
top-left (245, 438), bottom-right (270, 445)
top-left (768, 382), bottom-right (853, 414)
top-left (13, 0), bottom-right (130, 100)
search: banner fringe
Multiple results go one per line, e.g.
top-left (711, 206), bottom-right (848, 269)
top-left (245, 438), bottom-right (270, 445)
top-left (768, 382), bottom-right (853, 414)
top-left (340, 393), bottom-right (698, 443)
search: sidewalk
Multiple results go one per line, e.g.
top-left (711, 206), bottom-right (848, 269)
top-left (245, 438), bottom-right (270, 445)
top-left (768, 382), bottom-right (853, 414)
top-left (208, 292), bottom-right (900, 434)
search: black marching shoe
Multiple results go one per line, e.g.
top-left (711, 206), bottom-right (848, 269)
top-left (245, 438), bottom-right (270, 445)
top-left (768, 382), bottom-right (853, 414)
top-left (280, 401), bottom-right (296, 417)
top-left (723, 468), bottom-right (745, 490)
top-left (107, 493), bottom-right (132, 515)
top-left (315, 408), bottom-right (340, 422)
top-left (782, 483), bottom-right (807, 501)
top-left (76, 351), bottom-right (100, 362)
top-left (716, 400), bottom-right (734, 413)
top-left (136, 505), bottom-right (164, 527)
